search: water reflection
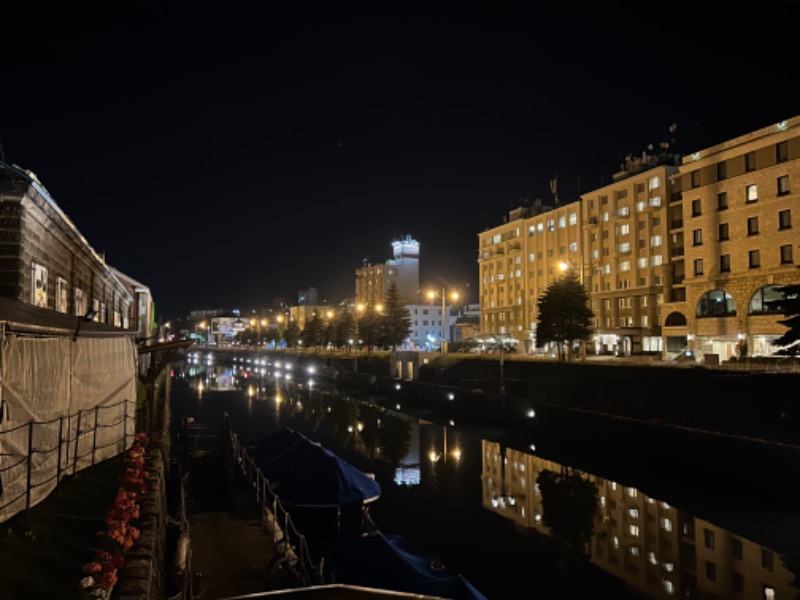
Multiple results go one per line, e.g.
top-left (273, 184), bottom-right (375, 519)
top-left (482, 442), bottom-right (796, 599)
top-left (174, 353), bottom-right (799, 599)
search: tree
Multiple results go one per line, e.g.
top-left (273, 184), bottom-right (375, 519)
top-left (283, 320), bottom-right (301, 348)
top-left (300, 312), bottom-right (326, 349)
top-left (769, 279), bottom-right (800, 356)
top-left (358, 305), bottom-right (383, 352)
top-left (537, 467), bottom-right (599, 574)
top-left (333, 303), bottom-right (357, 350)
top-left (380, 281), bottom-right (412, 349)
top-left (535, 270), bottom-right (594, 361)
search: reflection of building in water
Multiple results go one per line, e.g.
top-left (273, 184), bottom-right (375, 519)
top-left (394, 417), bottom-right (422, 486)
top-left (481, 440), bottom-right (795, 599)
top-left (208, 366), bottom-right (236, 391)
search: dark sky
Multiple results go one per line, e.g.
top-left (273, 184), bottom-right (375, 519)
top-left (1, 2), bottom-right (796, 319)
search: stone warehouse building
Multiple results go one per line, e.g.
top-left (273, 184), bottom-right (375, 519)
top-left (478, 115), bottom-right (800, 362)
top-left (0, 160), bottom-right (134, 326)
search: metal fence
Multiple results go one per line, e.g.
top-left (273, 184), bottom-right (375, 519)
top-left (228, 427), bottom-right (323, 587)
top-left (0, 398), bottom-right (134, 524)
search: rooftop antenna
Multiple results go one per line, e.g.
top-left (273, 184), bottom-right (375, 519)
top-left (550, 175), bottom-right (559, 206)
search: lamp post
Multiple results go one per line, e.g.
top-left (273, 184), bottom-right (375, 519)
top-left (354, 304), bottom-right (364, 372)
top-left (558, 256), bottom-right (586, 286)
top-left (428, 289), bottom-right (459, 353)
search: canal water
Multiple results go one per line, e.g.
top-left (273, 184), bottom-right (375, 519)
top-left (171, 351), bottom-right (800, 599)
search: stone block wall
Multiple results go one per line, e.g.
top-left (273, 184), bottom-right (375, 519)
top-left (116, 448), bottom-right (167, 600)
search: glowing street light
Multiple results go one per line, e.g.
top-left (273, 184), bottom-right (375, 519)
top-left (428, 289), bottom-right (459, 353)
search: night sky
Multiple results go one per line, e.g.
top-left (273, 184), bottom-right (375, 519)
top-left (1, 2), bottom-right (795, 319)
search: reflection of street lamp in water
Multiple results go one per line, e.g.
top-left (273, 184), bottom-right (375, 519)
top-left (428, 426), bottom-right (462, 464)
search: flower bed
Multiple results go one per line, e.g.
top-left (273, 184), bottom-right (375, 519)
top-left (79, 433), bottom-right (150, 600)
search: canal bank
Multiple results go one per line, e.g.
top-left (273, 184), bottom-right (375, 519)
top-left (249, 349), bottom-right (800, 504)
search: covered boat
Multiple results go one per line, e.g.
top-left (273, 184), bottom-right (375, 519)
top-left (322, 532), bottom-right (488, 600)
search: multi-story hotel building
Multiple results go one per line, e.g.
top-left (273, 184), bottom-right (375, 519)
top-left (661, 117), bottom-right (800, 362)
top-left (582, 157), bottom-right (681, 357)
top-left (478, 200), bottom-right (583, 354)
top-left (478, 115), bottom-right (800, 361)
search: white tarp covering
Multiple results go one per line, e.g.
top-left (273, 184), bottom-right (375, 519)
top-left (0, 334), bottom-right (137, 524)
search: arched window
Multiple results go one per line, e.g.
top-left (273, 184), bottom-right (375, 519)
top-left (696, 290), bottom-right (737, 318)
top-left (748, 285), bottom-right (788, 315)
top-left (664, 312), bottom-right (688, 327)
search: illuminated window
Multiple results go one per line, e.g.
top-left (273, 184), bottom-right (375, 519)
top-left (650, 235), bottom-right (662, 247)
top-left (649, 175), bottom-right (661, 190)
top-left (661, 517), bottom-right (673, 532)
top-left (569, 212), bottom-right (577, 225)
top-left (31, 263), bottom-right (48, 308)
top-left (558, 216), bottom-right (566, 228)
top-left (697, 289), bottom-right (737, 317)
top-left (746, 184), bottom-right (758, 203)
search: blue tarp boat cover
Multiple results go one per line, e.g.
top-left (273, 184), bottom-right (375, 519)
top-left (322, 532), bottom-right (488, 600)
top-left (248, 427), bottom-right (381, 507)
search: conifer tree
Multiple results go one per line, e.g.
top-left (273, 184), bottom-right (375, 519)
top-left (535, 270), bottom-right (594, 361)
top-left (769, 279), bottom-right (800, 356)
top-left (380, 281), bottom-right (412, 349)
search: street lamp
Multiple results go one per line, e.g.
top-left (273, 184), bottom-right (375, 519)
top-left (428, 289), bottom-right (459, 353)
top-left (558, 257), bottom-right (585, 285)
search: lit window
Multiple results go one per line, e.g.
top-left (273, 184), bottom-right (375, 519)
top-left (31, 263), bottom-right (48, 308)
top-left (746, 184), bottom-right (758, 203)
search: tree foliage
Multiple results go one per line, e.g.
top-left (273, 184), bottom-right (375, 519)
top-left (283, 319), bottom-right (301, 348)
top-left (300, 312), bottom-right (326, 349)
top-left (769, 280), bottom-right (800, 356)
top-left (380, 281), bottom-right (412, 349)
top-left (535, 270), bottom-right (594, 361)
top-left (358, 304), bottom-right (383, 351)
top-left (537, 468), bottom-right (599, 554)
